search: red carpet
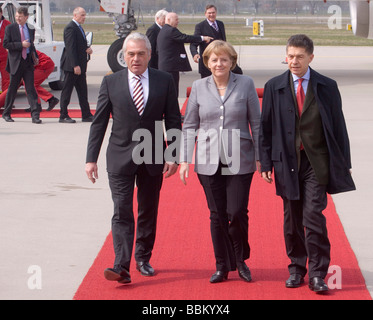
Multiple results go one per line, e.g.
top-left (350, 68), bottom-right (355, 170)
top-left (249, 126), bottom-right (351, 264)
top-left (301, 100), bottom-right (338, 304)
top-left (74, 169), bottom-right (371, 300)
top-left (0, 109), bottom-right (92, 118)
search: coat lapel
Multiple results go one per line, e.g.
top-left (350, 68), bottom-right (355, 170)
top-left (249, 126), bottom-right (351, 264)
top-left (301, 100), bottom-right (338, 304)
top-left (143, 68), bottom-right (155, 116)
top-left (206, 75), bottom-right (223, 104)
top-left (222, 72), bottom-right (238, 104)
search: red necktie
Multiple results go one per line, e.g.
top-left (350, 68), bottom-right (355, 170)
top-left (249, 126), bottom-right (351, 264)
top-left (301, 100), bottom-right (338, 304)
top-left (296, 78), bottom-right (305, 117)
top-left (133, 75), bottom-right (144, 116)
top-left (297, 78), bottom-right (305, 150)
top-left (20, 26), bottom-right (27, 59)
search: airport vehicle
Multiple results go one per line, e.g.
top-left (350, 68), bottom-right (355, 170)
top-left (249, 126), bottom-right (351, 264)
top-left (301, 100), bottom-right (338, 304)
top-left (0, 0), bottom-right (65, 90)
top-left (98, 0), bottom-right (137, 72)
top-left (349, 0), bottom-right (373, 39)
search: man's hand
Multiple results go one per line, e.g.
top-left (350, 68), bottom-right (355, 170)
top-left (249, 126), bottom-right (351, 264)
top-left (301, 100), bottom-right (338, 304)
top-left (261, 171), bottom-right (273, 184)
top-left (74, 66), bottom-right (81, 75)
top-left (86, 162), bottom-right (98, 184)
top-left (86, 47), bottom-right (93, 55)
top-left (163, 162), bottom-right (178, 178)
top-left (22, 39), bottom-right (30, 48)
top-left (193, 54), bottom-right (200, 63)
top-left (179, 162), bottom-right (189, 185)
top-left (203, 36), bottom-right (213, 43)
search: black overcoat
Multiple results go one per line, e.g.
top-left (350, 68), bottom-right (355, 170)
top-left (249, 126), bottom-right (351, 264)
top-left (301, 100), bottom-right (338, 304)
top-left (259, 68), bottom-right (355, 200)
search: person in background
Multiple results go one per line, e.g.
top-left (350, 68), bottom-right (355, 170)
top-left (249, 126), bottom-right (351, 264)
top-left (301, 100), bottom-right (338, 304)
top-left (259, 34), bottom-right (355, 293)
top-left (190, 4), bottom-right (242, 78)
top-left (1, 6), bottom-right (41, 124)
top-left (180, 40), bottom-right (261, 284)
top-left (0, 7), bottom-right (11, 93)
top-left (59, 7), bottom-right (93, 123)
top-left (146, 9), bottom-right (168, 69)
top-left (157, 12), bottom-right (212, 97)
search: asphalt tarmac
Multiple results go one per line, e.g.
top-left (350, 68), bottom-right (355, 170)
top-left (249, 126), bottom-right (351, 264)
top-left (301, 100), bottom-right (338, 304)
top-left (0, 44), bottom-right (372, 300)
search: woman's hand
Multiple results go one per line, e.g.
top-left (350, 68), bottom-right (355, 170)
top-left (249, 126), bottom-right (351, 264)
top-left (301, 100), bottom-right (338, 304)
top-left (179, 162), bottom-right (189, 185)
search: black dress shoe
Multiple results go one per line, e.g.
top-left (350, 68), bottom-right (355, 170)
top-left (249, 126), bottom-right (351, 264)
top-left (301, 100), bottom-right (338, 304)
top-left (104, 266), bottom-right (131, 284)
top-left (285, 274), bottom-right (304, 288)
top-left (59, 116), bottom-right (76, 123)
top-left (209, 271), bottom-right (229, 283)
top-left (309, 277), bottom-right (329, 293)
top-left (82, 115), bottom-right (94, 122)
top-left (32, 117), bottom-right (42, 124)
top-left (47, 97), bottom-right (59, 111)
top-left (2, 115), bottom-right (14, 122)
top-left (136, 261), bottom-right (155, 276)
top-left (238, 264), bottom-right (252, 282)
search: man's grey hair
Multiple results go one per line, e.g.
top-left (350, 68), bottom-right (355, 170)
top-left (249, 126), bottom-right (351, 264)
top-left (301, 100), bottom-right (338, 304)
top-left (122, 33), bottom-right (152, 53)
top-left (155, 9), bottom-right (168, 22)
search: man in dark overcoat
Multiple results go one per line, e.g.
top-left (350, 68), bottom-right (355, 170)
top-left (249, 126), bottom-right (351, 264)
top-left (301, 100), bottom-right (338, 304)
top-left (259, 34), bottom-right (355, 293)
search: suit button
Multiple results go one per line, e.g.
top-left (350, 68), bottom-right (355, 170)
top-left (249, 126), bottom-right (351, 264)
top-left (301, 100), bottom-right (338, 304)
top-left (220, 106), bottom-right (224, 110)
top-left (220, 116), bottom-right (224, 120)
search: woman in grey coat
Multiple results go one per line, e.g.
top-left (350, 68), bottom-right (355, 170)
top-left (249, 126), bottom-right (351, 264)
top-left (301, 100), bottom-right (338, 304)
top-left (180, 40), bottom-right (261, 283)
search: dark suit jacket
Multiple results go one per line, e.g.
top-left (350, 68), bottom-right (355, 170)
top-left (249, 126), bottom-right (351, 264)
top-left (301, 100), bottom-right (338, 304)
top-left (146, 23), bottom-right (161, 69)
top-left (3, 22), bottom-right (37, 75)
top-left (190, 19), bottom-right (226, 76)
top-left (157, 24), bottom-right (202, 72)
top-left (259, 68), bottom-right (355, 200)
top-left (61, 20), bottom-right (89, 73)
top-left (86, 68), bottom-right (182, 176)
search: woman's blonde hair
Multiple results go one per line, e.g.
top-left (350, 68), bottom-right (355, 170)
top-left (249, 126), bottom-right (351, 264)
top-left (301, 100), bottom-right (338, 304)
top-left (202, 40), bottom-right (238, 71)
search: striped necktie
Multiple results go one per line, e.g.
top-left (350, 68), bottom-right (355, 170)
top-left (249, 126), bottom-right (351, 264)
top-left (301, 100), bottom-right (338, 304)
top-left (212, 21), bottom-right (219, 32)
top-left (133, 75), bottom-right (144, 116)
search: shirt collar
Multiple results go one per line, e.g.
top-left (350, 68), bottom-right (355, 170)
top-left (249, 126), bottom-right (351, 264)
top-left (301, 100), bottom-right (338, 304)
top-left (72, 19), bottom-right (81, 27)
top-left (207, 19), bottom-right (216, 27)
top-left (292, 67), bottom-right (311, 82)
top-left (128, 68), bottom-right (149, 80)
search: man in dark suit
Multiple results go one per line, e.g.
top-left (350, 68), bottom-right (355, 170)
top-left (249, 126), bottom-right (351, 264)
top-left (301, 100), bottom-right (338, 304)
top-left (157, 12), bottom-right (212, 97)
top-left (190, 4), bottom-right (226, 78)
top-left (1, 6), bottom-right (41, 124)
top-left (259, 34), bottom-right (355, 293)
top-left (146, 9), bottom-right (168, 69)
top-left (59, 7), bottom-right (93, 123)
top-left (85, 33), bottom-right (181, 284)
top-left (190, 4), bottom-right (242, 78)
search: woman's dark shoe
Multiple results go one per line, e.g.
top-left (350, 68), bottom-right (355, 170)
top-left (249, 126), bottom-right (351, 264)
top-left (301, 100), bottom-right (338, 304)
top-left (238, 264), bottom-right (252, 282)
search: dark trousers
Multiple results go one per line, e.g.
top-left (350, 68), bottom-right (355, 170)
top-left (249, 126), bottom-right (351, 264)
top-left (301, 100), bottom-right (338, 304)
top-left (282, 151), bottom-right (330, 279)
top-left (168, 71), bottom-right (180, 98)
top-left (3, 55), bottom-right (39, 118)
top-left (108, 165), bottom-right (163, 271)
top-left (59, 71), bottom-right (92, 119)
top-left (198, 167), bottom-right (254, 273)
